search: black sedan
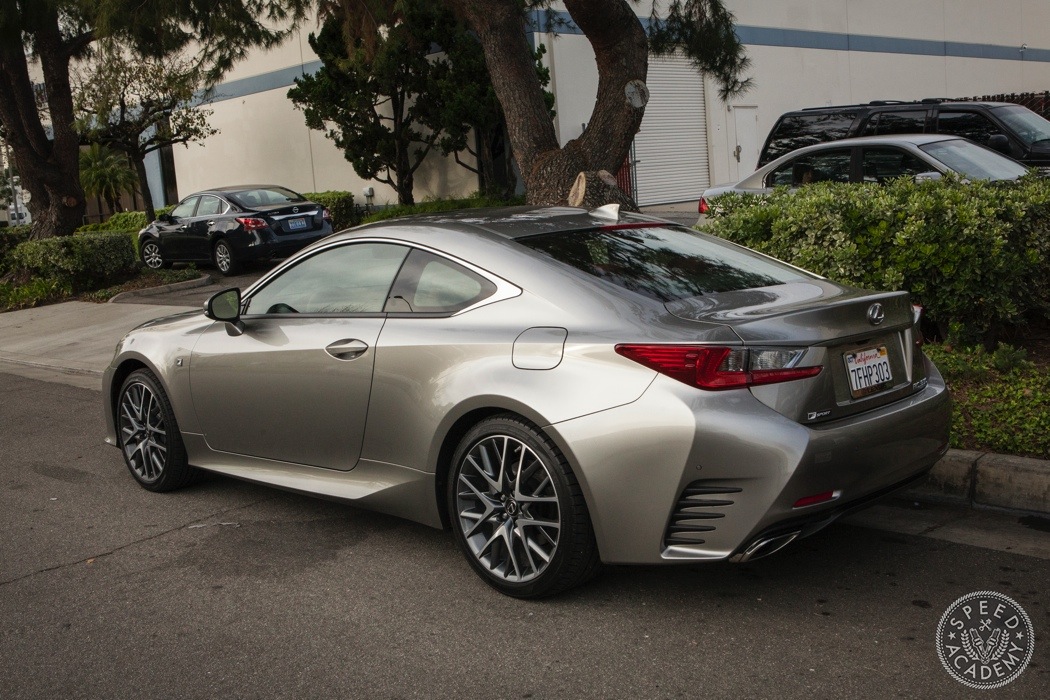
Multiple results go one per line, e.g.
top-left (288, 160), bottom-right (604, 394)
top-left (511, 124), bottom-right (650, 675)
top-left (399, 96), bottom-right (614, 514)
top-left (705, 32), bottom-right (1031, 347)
top-left (138, 185), bottom-right (335, 275)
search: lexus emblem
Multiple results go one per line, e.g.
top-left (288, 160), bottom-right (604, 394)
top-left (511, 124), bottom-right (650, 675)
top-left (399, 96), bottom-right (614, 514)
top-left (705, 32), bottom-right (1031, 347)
top-left (292, 206), bottom-right (299, 213)
top-left (867, 303), bottom-right (886, 326)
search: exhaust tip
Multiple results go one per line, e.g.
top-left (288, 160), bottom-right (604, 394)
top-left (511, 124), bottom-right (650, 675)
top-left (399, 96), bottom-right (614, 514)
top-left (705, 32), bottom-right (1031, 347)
top-left (729, 530), bottom-right (801, 563)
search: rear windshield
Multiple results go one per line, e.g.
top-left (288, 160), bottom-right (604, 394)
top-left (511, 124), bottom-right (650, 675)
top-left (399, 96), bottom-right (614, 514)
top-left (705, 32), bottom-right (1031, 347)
top-left (518, 226), bottom-right (809, 303)
top-left (228, 186), bottom-right (307, 207)
top-left (919, 139), bottom-right (1029, 181)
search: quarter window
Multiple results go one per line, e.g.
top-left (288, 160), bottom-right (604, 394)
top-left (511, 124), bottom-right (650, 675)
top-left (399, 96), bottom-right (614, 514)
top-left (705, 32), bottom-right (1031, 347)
top-left (762, 112), bottom-right (857, 164)
top-left (386, 250), bottom-right (496, 314)
top-left (245, 243), bottom-right (410, 315)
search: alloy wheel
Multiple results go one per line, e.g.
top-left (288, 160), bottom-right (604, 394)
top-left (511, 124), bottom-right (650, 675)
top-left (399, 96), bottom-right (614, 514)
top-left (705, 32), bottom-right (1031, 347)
top-left (119, 380), bottom-right (168, 483)
top-left (455, 434), bottom-right (561, 583)
top-left (214, 242), bottom-right (232, 273)
top-left (141, 241), bottom-right (164, 269)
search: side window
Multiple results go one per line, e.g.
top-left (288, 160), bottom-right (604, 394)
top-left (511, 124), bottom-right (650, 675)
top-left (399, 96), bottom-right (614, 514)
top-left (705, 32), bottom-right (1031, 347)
top-left (762, 112), bottom-right (857, 164)
top-left (244, 243), bottom-right (410, 315)
top-left (195, 196), bottom-right (225, 217)
top-left (767, 149), bottom-right (852, 187)
top-left (170, 197), bottom-right (199, 219)
top-left (386, 249), bottom-right (497, 314)
top-left (936, 111), bottom-right (1003, 145)
top-left (863, 111), bottom-right (928, 136)
top-left (860, 148), bottom-right (930, 183)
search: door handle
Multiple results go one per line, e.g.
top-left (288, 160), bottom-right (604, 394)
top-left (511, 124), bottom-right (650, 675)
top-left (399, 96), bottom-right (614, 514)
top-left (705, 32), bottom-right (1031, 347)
top-left (325, 338), bottom-right (369, 361)
top-left (734, 144), bottom-right (742, 162)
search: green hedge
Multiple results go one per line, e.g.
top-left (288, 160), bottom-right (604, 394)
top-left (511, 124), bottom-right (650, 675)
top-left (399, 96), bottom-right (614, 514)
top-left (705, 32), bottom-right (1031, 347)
top-left (303, 191), bottom-right (360, 231)
top-left (0, 226), bottom-right (33, 274)
top-left (8, 231), bottom-right (138, 291)
top-left (361, 194), bottom-right (526, 224)
top-left (701, 176), bottom-right (1050, 344)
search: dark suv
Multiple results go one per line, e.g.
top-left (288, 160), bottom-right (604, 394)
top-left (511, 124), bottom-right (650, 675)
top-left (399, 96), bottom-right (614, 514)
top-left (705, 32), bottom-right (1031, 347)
top-left (758, 100), bottom-right (1050, 169)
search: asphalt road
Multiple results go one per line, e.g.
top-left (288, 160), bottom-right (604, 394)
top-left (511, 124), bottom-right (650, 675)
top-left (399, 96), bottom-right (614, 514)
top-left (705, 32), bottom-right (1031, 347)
top-left (1, 372), bottom-right (1047, 699)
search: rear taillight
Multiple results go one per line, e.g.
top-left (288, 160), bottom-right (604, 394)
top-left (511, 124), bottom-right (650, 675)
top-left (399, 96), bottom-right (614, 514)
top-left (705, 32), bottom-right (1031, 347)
top-left (236, 217), bottom-right (268, 231)
top-left (615, 344), bottom-right (822, 391)
top-left (912, 304), bottom-right (925, 348)
top-left (322, 208), bottom-right (332, 222)
top-left (698, 197), bottom-right (710, 215)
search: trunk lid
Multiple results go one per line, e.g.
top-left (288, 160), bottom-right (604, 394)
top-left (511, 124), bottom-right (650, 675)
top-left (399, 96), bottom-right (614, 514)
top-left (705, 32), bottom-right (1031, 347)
top-left (666, 280), bottom-right (928, 424)
top-left (251, 202), bottom-right (325, 235)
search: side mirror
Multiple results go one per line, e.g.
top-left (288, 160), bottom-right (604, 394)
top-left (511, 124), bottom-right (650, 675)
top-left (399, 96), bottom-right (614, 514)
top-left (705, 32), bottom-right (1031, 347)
top-left (914, 171), bottom-right (943, 183)
top-left (987, 134), bottom-right (1011, 154)
top-left (205, 288), bottom-right (244, 336)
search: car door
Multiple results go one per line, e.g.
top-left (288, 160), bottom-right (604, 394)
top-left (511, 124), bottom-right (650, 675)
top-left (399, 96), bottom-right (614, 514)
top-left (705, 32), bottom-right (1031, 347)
top-left (859, 146), bottom-right (934, 183)
top-left (189, 241), bottom-right (411, 470)
top-left (157, 196), bottom-right (199, 258)
top-left (185, 195), bottom-right (227, 260)
top-left (764, 148), bottom-right (854, 187)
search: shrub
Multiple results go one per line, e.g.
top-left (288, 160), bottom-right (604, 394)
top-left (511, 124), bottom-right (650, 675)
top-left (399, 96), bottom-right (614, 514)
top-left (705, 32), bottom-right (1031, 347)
top-left (304, 191), bottom-right (360, 231)
top-left (362, 193), bottom-right (525, 223)
top-left (77, 210), bottom-right (151, 234)
top-left (0, 277), bottom-right (72, 311)
top-left (701, 176), bottom-right (1050, 344)
top-left (8, 231), bottom-right (137, 292)
top-left (0, 226), bottom-right (33, 274)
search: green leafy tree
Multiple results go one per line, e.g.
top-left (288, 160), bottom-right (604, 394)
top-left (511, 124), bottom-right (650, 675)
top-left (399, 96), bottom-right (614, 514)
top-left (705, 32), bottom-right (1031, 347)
top-left (289, 5), bottom-right (453, 205)
top-left (338, 0), bottom-right (749, 205)
top-left (79, 143), bottom-right (138, 215)
top-left (0, 0), bottom-right (311, 238)
top-left (74, 41), bottom-right (218, 221)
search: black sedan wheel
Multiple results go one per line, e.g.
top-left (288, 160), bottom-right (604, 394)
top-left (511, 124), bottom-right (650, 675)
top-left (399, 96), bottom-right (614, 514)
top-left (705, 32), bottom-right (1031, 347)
top-left (449, 415), bottom-right (600, 598)
top-left (117, 369), bottom-right (198, 492)
top-left (140, 239), bottom-right (170, 270)
top-left (212, 239), bottom-right (241, 276)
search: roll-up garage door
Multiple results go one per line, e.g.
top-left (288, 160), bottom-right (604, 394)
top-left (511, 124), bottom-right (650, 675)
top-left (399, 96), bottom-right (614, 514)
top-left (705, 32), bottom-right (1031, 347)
top-left (633, 54), bottom-right (710, 205)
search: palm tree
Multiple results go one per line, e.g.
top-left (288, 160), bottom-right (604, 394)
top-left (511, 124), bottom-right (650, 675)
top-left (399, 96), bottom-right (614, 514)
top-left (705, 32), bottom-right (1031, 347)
top-left (79, 143), bottom-right (138, 215)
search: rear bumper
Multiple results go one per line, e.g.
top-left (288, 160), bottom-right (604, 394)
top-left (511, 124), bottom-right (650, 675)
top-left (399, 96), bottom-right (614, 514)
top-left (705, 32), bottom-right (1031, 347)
top-left (228, 225), bottom-right (334, 261)
top-left (548, 359), bottom-right (950, 565)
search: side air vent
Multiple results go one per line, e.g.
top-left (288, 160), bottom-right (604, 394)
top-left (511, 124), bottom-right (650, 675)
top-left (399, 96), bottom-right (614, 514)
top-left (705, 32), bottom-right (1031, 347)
top-left (663, 482), bottom-right (742, 547)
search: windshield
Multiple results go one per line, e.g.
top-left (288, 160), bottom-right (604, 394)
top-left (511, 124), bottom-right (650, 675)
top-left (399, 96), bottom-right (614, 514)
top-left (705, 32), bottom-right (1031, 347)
top-left (919, 139), bottom-right (1029, 181)
top-left (518, 226), bottom-right (810, 303)
top-left (993, 105), bottom-right (1050, 147)
top-left (229, 186), bottom-right (307, 207)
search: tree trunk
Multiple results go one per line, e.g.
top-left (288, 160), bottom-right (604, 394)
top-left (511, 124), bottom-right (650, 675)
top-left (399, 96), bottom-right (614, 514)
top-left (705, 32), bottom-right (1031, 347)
top-left (131, 156), bottom-right (156, 221)
top-left (0, 6), bottom-right (86, 238)
top-left (447, 0), bottom-right (647, 207)
top-left (568, 170), bottom-right (639, 212)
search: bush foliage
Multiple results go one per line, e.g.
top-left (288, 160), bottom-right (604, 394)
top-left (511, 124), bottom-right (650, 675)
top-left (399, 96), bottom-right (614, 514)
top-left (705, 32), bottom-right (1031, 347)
top-left (303, 191), bottom-right (360, 231)
top-left (8, 231), bottom-right (138, 291)
top-left (0, 226), bottom-right (33, 274)
top-left (701, 176), bottom-right (1050, 344)
top-left (361, 193), bottom-right (525, 223)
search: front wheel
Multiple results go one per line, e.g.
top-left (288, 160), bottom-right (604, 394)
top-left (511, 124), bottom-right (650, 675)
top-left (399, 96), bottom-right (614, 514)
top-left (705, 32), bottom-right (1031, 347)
top-left (448, 415), bottom-right (600, 598)
top-left (140, 238), bottom-right (171, 270)
top-left (212, 240), bottom-right (240, 276)
top-left (117, 369), bottom-right (198, 492)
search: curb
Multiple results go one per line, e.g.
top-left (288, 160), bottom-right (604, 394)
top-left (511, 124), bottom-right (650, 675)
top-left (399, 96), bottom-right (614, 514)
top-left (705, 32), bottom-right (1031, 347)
top-left (108, 274), bottom-right (214, 303)
top-left (904, 449), bottom-right (1050, 516)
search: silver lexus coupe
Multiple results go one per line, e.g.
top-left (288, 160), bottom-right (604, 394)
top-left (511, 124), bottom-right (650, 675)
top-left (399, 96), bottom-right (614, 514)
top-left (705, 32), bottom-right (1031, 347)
top-left (103, 205), bottom-right (950, 597)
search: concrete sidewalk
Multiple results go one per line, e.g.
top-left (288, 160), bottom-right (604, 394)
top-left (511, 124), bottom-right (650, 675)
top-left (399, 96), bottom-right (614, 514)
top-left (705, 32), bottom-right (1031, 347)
top-left (1, 297), bottom-right (1047, 515)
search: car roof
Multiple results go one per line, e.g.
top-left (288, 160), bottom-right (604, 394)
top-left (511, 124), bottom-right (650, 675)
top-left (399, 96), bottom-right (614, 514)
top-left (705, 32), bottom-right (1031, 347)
top-left (348, 205), bottom-right (673, 241)
top-left (788, 100), bottom-right (1015, 114)
top-left (191, 185), bottom-right (299, 196)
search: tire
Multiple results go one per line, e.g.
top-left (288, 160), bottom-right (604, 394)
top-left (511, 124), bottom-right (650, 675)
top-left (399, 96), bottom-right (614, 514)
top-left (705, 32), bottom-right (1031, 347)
top-left (448, 415), bottom-right (600, 598)
top-left (140, 238), bottom-right (170, 270)
top-left (212, 239), bottom-right (240, 276)
top-left (117, 369), bottom-right (198, 492)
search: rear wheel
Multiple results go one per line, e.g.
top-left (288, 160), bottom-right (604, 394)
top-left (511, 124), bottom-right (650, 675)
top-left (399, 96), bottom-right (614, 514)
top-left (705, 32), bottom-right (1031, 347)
top-left (448, 415), bottom-right (600, 597)
top-left (212, 239), bottom-right (240, 276)
top-left (140, 238), bottom-right (170, 270)
top-left (117, 369), bottom-right (198, 492)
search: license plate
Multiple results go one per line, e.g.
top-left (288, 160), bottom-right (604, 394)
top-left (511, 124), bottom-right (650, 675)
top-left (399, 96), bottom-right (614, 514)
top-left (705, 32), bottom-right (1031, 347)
top-left (844, 346), bottom-right (893, 398)
top-left (286, 217), bottom-right (309, 231)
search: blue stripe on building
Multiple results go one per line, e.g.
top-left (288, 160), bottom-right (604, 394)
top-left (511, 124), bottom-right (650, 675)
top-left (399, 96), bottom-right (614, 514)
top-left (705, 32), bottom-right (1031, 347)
top-left (202, 14), bottom-right (1049, 104)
